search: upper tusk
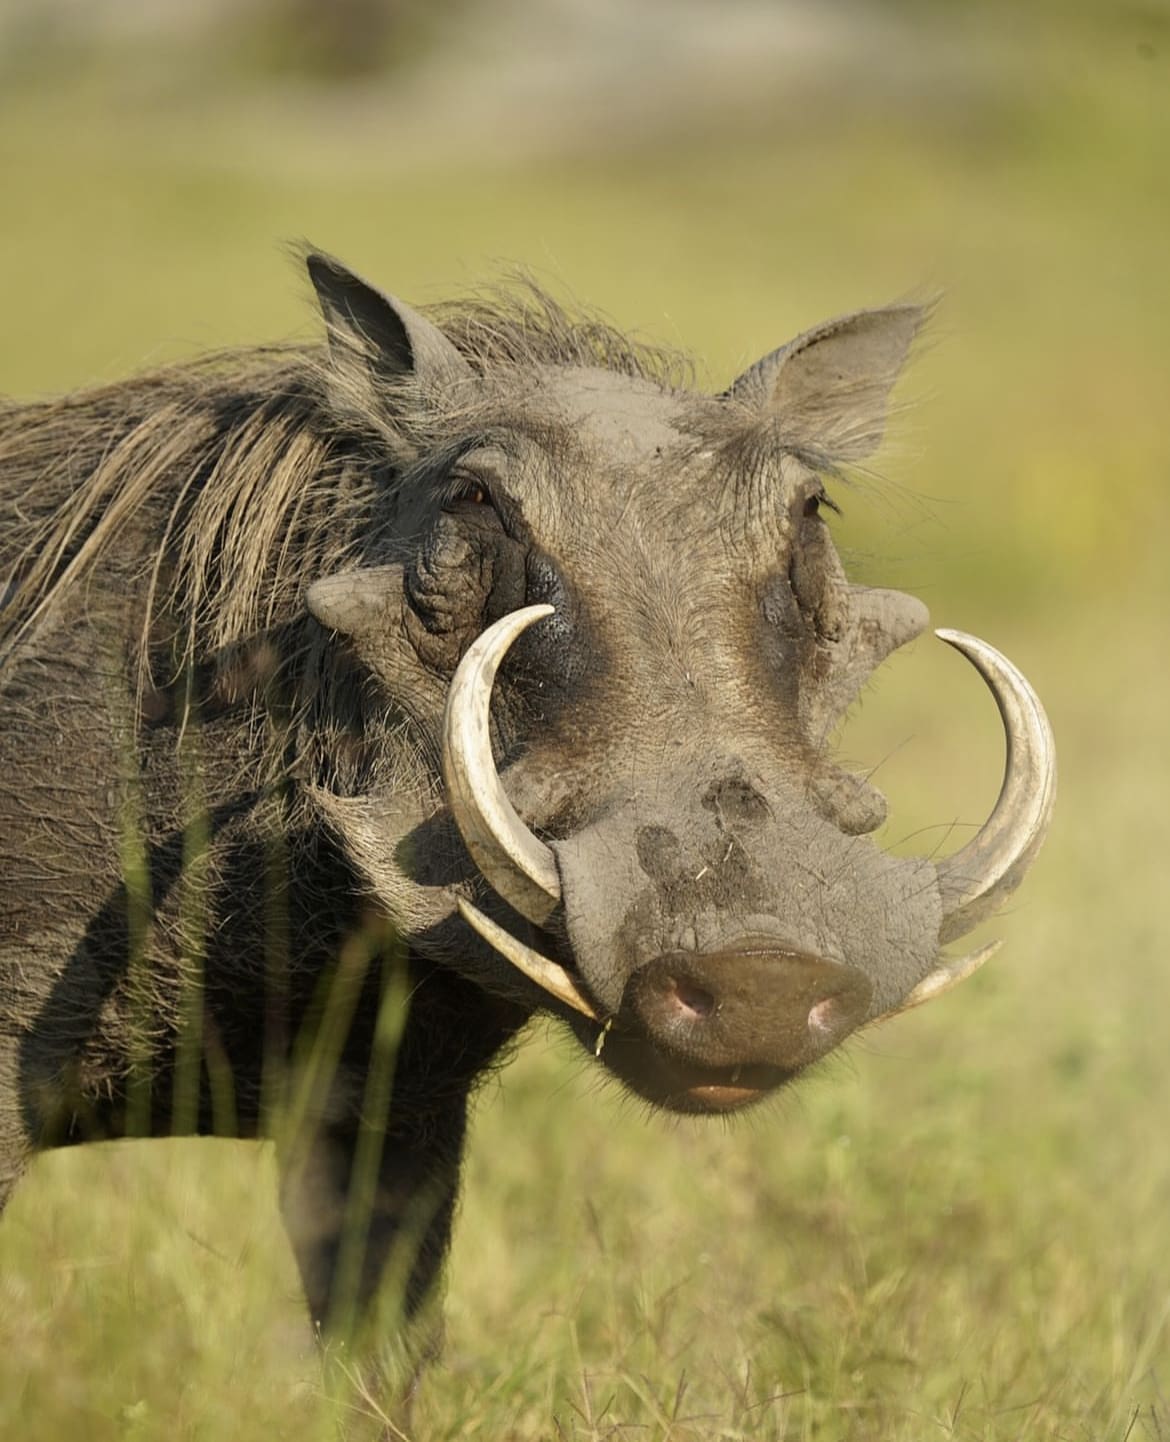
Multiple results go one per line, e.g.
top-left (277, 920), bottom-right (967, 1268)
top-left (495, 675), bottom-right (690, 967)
top-left (441, 605), bottom-right (563, 926)
top-left (456, 897), bottom-right (600, 1021)
top-left (933, 630), bottom-right (1056, 945)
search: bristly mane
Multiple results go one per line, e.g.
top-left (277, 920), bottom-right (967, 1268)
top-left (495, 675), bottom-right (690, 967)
top-left (0, 278), bottom-right (692, 685)
top-left (430, 277), bottom-right (693, 383)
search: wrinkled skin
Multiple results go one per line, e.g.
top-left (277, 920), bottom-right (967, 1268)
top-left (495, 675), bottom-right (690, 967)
top-left (0, 255), bottom-right (1048, 1419)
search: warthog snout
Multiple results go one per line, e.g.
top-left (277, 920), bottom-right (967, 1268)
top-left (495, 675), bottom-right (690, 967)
top-left (591, 941), bottom-right (874, 1114)
top-left (621, 941), bottom-right (873, 1073)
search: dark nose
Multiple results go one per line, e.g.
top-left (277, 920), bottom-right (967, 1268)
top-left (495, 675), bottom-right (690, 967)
top-left (621, 939), bottom-right (873, 1072)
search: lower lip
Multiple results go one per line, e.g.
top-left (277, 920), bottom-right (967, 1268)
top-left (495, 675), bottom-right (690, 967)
top-left (682, 1082), bottom-right (769, 1112)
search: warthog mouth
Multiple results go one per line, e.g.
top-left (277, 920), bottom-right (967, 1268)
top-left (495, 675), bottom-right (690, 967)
top-left (452, 899), bottom-right (786, 1112)
top-left (453, 900), bottom-right (788, 1111)
top-left (587, 1028), bottom-right (793, 1114)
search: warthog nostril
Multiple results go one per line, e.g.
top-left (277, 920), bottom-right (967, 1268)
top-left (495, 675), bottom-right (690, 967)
top-left (664, 975), bottom-right (716, 1021)
top-left (807, 997), bottom-right (841, 1036)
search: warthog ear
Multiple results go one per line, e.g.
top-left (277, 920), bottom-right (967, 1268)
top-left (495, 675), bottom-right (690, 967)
top-left (307, 251), bottom-right (472, 389)
top-left (725, 303), bottom-right (930, 462)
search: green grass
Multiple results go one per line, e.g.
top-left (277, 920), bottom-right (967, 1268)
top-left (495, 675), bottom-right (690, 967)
top-left (1, 10), bottom-right (1168, 1439)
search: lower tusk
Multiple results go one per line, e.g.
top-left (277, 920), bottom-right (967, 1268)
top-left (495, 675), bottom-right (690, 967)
top-left (889, 939), bottom-right (1003, 1016)
top-left (456, 897), bottom-right (600, 1021)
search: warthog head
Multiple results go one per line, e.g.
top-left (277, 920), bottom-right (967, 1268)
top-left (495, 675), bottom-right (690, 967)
top-left (304, 255), bottom-right (1055, 1114)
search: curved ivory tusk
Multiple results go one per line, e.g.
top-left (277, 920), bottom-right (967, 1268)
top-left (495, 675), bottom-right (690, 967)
top-left (933, 630), bottom-right (1056, 945)
top-left (457, 897), bottom-right (600, 1021)
top-left (889, 938), bottom-right (1003, 1016)
top-left (441, 604), bottom-right (563, 925)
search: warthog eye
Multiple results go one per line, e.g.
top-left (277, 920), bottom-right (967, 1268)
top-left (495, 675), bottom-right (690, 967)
top-left (803, 485), bottom-right (841, 519)
top-left (443, 472), bottom-right (497, 513)
top-left (443, 445), bottom-right (513, 517)
top-left (455, 480), bottom-right (490, 505)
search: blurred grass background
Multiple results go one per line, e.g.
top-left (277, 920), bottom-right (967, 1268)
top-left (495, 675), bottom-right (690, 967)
top-left (0, 1), bottom-right (1167, 1438)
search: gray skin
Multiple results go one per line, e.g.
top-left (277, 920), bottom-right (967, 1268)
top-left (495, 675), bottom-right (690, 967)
top-left (0, 253), bottom-right (957, 1402)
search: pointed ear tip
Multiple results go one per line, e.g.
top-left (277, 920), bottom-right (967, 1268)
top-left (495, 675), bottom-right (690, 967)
top-left (872, 300), bottom-right (934, 334)
top-left (902, 295), bottom-right (942, 331)
top-left (305, 250), bottom-right (347, 290)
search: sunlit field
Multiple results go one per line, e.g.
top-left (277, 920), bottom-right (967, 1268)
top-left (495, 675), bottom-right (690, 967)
top-left (1, 4), bottom-right (1167, 1438)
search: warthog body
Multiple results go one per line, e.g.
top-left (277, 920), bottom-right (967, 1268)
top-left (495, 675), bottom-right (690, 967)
top-left (0, 255), bottom-right (1053, 1395)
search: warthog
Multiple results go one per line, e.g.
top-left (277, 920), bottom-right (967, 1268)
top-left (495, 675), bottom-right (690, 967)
top-left (0, 254), bottom-right (1054, 1399)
